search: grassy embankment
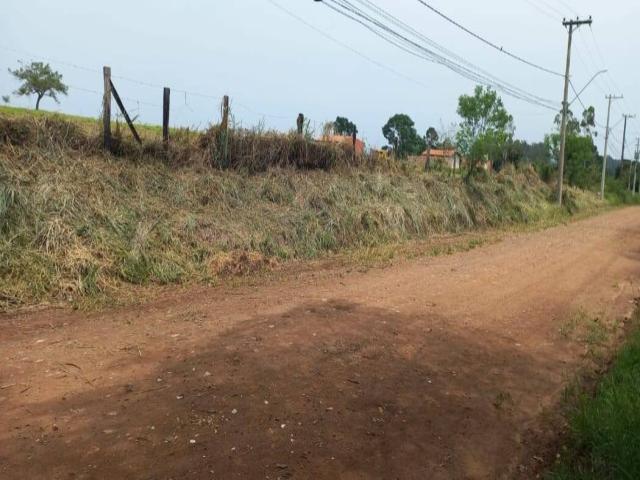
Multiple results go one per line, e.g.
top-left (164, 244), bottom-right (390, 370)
top-left (548, 309), bottom-right (640, 480)
top-left (0, 107), bottom-right (604, 310)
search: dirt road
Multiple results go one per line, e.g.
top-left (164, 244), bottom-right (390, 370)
top-left (1, 208), bottom-right (639, 480)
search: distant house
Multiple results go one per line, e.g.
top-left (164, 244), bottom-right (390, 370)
top-left (321, 135), bottom-right (365, 155)
top-left (417, 148), bottom-right (461, 170)
top-left (415, 148), bottom-right (492, 172)
top-left (427, 148), bottom-right (459, 169)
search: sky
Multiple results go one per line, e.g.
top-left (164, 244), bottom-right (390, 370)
top-left (1, 0), bottom-right (639, 156)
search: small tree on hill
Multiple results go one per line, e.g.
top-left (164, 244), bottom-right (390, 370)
top-left (547, 105), bottom-right (599, 189)
top-left (580, 106), bottom-right (596, 138)
top-left (554, 108), bottom-right (581, 137)
top-left (382, 114), bottom-right (425, 158)
top-left (334, 116), bottom-right (358, 136)
top-left (425, 126), bottom-right (439, 169)
top-left (9, 62), bottom-right (68, 110)
top-left (456, 85), bottom-right (513, 176)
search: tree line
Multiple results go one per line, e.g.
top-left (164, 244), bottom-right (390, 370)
top-left (334, 84), bottom-right (631, 191)
top-left (4, 61), bottom-right (635, 194)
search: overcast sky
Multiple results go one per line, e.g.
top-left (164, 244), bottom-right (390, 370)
top-left (2, 0), bottom-right (639, 155)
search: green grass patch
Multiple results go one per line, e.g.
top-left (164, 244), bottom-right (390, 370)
top-left (548, 324), bottom-right (640, 480)
top-left (0, 105), bottom-right (168, 140)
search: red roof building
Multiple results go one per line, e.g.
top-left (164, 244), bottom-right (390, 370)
top-left (322, 135), bottom-right (365, 155)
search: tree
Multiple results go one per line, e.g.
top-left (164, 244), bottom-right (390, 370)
top-left (554, 108), bottom-right (580, 137)
top-left (9, 62), bottom-right (68, 110)
top-left (580, 106), bottom-right (596, 138)
top-left (382, 114), bottom-right (425, 158)
top-left (333, 116), bottom-right (358, 136)
top-left (518, 141), bottom-right (549, 164)
top-left (455, 86), bottom-right (513, 175)
top-left (424, 127), bottom-right (439, 169)
top-left (1, 95), bottom-right (9, 104)
top-left (546, 105), bottom-right (600, 189)
top-left (426, 127), bottom-right (439, 147)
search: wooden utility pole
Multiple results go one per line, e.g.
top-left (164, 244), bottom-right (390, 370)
top-left (600, 94), bottom-right (622, 198)
top-left (620, 113), bottom-right (635, 189)
top-left (557, 16), bottom-right (592, 206)
top-left (634, 138), bottom-right (639, 195)
top-left (103, 66), bottom-right (112, 150)
top-left (163, 87), bottom-right (170, 148)
top-left (352, 130), bottom-right (357, 163)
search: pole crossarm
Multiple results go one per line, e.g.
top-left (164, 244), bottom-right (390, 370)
top-left (562, 17), bottom-right (593, 28)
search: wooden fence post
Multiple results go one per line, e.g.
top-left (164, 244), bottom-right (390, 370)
top-left (297, 113), bottom-right (304, 137)
top-left (220, 95), bottom-right (230, 167)
top-left (221, 95), bottom-right (229, 131)
top-left (163, 87), bottom-right (170, 148)
top-left (103, 66), bottom-right (112, 150)
top-left (352, 130), bottom-right (357, 163)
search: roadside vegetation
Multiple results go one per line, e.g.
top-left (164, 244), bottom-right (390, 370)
top-left (0, 108), bottom-right (604, 311)
top-left (549, 314), bottom-right (640, 480)
top-left (2, 71), bottom-right (638, 311)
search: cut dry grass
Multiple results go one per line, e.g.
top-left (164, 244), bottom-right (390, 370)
top-left (0, 112), bottom-right (604, 310)
top-left (0, 107), bottom-right (365, 172)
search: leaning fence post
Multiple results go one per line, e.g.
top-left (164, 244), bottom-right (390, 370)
top-left (102, 66), bottom-right (112, 150)
top-left (163, 87), bottom-right (170, 148)
top-left (110, 80), bottom-right (142, 144)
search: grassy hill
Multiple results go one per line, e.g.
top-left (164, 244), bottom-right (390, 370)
top-left (0, 107), bottom-right (603, 310)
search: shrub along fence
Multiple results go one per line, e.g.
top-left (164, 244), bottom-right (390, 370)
top-left (96, 66), bottom-right (363, 172)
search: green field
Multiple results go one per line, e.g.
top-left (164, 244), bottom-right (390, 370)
top-left (549, 319), bottom-right (640, 480)
top-left (0, 105), bottom-right (168, 140)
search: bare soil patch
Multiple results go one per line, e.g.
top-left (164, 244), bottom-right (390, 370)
top-left (1, 208), bottom-right (639, 479)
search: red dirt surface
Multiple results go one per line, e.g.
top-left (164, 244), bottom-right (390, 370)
top-left (1, 208), bottom-right (639, 480)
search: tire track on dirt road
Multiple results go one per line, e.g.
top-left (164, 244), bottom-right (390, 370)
top-left (1, 207), bottom-right (640, 479)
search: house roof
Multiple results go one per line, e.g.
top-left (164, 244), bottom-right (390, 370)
top-left (422, 148), bottom-right (456, 158)
top-left (322, 135), bottom-right (365, 151)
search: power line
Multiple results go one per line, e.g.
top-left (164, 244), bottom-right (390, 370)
top-left (1, 44), bottom-right (290, 121)
top-left (611, 116), bottom-right (625, 131)
top-left (66, 84), bottom-right (162, 108)
top-left (556, 0), bottom-right (580, 16)
top-left (412, 0), bottom-right (563, 77)
top-left (533, 0), bottom-right (566, 18)
top-left (328, 0), bottom-right (558, 108)
top-left (590, 29), bottom-right (634, 117)
top-left (320, 0), bottom-right (557, 110)
top-left (1, 45), bottom-right (101, 75)
top-left (520, 0), bottom-right (558, 22)
top-left (569, 81), bottom-right (588, 111)
top-left (265, 0), bottom-right (433, 92)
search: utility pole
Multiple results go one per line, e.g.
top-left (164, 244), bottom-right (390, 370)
top-left (558, 16), bottom-right (592, 207)
top-left (600, 94), bottom-right (623, 198)
top-left (620, 114), bottom-right (635, 189)
top-left (634, 138), bottom-right (639, 195)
